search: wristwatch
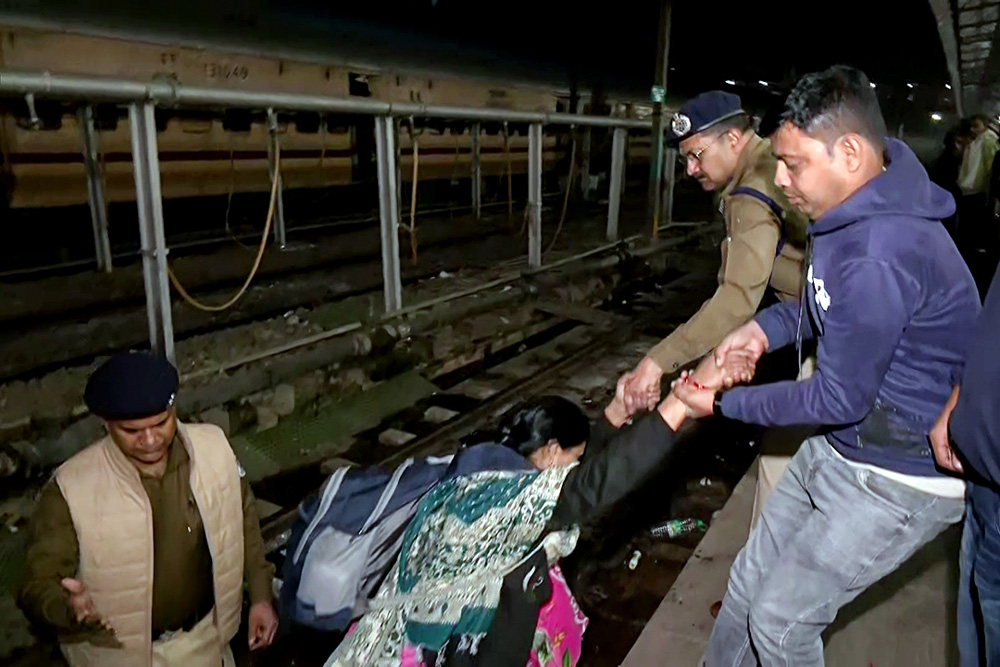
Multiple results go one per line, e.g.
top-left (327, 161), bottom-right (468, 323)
top-left (713, 392), bottom-right (725, 418)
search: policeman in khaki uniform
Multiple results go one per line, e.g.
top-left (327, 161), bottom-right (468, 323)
top-left (619, 91), bottom-right (810, 529)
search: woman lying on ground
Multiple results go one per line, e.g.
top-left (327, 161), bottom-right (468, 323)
top-left (324, 352), bottom-right (754, 667)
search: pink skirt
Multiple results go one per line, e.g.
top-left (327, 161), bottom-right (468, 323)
top-left (345, 564), bottom-right (588, 667)
top-left (528, 564), bottom-right (589, 667)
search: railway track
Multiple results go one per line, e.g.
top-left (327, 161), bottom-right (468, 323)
top-left (249, 263), bottom-right (719, 599)
top-left (0, 195), bottom-right (618, 384)
top-left (3, 242), bottom-right (742, 667)
top-left (236, 259), bottom-right (758, 667)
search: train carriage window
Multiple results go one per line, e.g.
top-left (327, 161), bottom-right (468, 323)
top-left (11, 99), bottom-right (63, 131)
top-left (349, 73), bottom-right (371, 97)
top-left (93, 105), bottom-right (120, 132)
top-left (325, 116), bottom-right (350, 134)
top-left (223, 110), bottom-right (253, 133)
top-left (295, 113), bottom-right (321, 134)
top-left (154, 109), bottom-right (169, 133)
top-left (178, 118), bottom-right (214, 134)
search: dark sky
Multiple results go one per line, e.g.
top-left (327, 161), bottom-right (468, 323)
top-left (0, 0), bottom-right (952, 98)
top-left (272, 0), bottom-right (952, 90)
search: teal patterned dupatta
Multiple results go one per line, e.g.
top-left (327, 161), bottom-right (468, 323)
top-left (325, 463), bottom-right (579, 667)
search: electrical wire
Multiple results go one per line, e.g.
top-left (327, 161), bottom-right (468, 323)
top-left (545, 131), bottom-right (578, 253)
top-left (167, 144), bottom-right (280, 312)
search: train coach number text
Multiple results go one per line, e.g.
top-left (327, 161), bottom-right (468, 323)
top-left (204, 63), bottom-right (250, 81)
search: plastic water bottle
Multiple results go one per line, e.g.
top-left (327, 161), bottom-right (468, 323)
top-left (649, 518), bottom-right (707, 539)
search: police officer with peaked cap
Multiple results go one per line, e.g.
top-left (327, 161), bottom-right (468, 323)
top-left (18, 351), bottom-right (279, 666)
top-left (618, 91), bottom-right (811, 528)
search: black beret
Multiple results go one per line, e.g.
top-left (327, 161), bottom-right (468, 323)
top-left (667, 90), bottom-right (745, 148)
top-left (84, 351), bottom-right (179, 420)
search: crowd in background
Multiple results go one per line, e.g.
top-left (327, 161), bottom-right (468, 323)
top-left (931, 114), bottom-right (1000, 291)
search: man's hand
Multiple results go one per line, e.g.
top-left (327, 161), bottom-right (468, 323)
top-left (668, 350), bottom-right (757, 420)
top-left (248, 601), bottom-right (279, 651)
top-left (930, 385), bottom-right (964, 475)
top-left (605, 373), bottom-right (632, 428)
top-left (715, 320), bottom-right (769, 381)
top-left (618, 357), bottom-right (664, 415)
top-left (672, 351), bottom-right (757, 393)
top-left (61, 578), bottom-right (116, 635)
top-left (670, 379), bottom-right (716, 419)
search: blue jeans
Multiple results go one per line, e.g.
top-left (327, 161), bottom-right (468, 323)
top-left (960, 481), bottom-right (1000, 666)
top-left (706, 436), bottom-right (965, 666)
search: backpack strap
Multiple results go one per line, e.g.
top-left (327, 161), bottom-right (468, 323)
top-left (730, 186), bottom-right (787, 255)
top-left (293, 465), bottom-right (351, 564)
top-left (359, 457), bottom-right (414, 535)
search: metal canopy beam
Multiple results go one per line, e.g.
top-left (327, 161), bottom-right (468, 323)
top-left (959, 18), bottom-right (999, 29)
top-left (78, 105), bottom-right (112, 273)
top-left (374, 115), bottom-right (403, 313)
top-left (958, 3), bottom-right (1000, 12)
top-left (930, 0), bottom-right (968, 114)
top-left (128, 102), bottom-right (175, 363)
top-left (960, 26), bottom-right (996, 38)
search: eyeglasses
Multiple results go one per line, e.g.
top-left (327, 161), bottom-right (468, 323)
top-left (677, 133), bottom-right (726, 167)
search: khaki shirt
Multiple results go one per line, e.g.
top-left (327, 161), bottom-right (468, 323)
top-left (648, 133), bottom-right (808, 373)
top-left (17, 438), bottom-right (274, 640)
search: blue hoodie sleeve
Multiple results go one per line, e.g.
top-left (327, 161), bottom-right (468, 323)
top-left (755, 299), bottom-right (811, 352)
top-left (721, 258), bottom-right (916, 427)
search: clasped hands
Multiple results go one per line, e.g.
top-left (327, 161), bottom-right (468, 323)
top-left (614, 320), bottom-right (769, 421)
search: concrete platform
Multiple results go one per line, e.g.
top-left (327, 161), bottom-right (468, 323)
top-left (623, 459), bottom-right (961, 666)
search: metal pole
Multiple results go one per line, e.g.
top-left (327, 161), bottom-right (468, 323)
top-left (395, 121), bottom-right (403, 224)
top-left (663, 147), bottom-right (677, 228)
top-left (78, 105), bottom-right (112, 273)
top-left (927, 0), bottom-right (964, 116)
top-left (471, 122), bottom-right (482, 220)
top-left (266, 109), bottom-right (287, 250)
top-left (128, 102), bottom-right (175, 363)
top-left (580, 127), bottom-right (593, 200)
top-left (527, 123), bottom-right (543, 268)
top-left (607, 127), bottom-right (628, 241)
top-left (647, 0), bottom-right (672, 238)
top-left (375, 115), bottom-right (403, 312)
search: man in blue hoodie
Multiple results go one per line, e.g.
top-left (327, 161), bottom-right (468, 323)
top-left (930, 260), bottom-right (1000, 666)
top-left (675, 65), bottom-right (982, 666)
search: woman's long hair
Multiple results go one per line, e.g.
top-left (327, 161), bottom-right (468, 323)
top-left (493, 395), bottom-right (590, 456)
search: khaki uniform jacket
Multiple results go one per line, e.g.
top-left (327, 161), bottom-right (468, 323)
top-left (648, 133), bottom-right (809, 373)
